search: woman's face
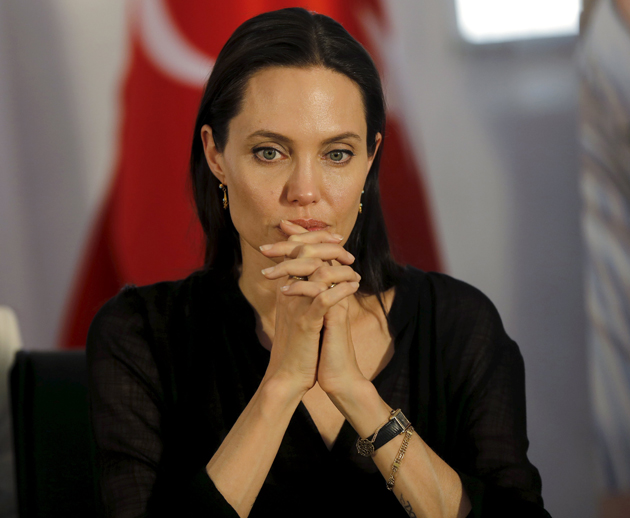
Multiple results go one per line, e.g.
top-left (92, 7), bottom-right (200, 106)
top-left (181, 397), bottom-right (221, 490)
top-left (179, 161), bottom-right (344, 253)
top-left (202, 66), bottom-right (381, 263)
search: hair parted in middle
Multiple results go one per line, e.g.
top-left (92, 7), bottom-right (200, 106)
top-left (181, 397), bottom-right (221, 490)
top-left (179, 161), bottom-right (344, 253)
top-left (190, 7), bottom-right (403, 301)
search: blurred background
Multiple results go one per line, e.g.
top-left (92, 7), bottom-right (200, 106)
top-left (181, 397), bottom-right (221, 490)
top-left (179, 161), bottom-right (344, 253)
top-left (0, 0), bottom-right (623, 516)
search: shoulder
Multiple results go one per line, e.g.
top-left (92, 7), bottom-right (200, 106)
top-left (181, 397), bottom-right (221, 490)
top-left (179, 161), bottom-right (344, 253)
top-left (86, 269), bottom-right (234, 357)
top-left (398, 266), bottom-right (501, 322)
top-left (398, 267), bottom-right (519, 367)
top-left (92, 268), bottom-right (232, 322)
top-left (425, 270), bottom-right (503, 326)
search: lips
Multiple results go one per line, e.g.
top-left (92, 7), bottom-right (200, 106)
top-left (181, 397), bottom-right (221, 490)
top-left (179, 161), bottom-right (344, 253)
top-left (288, 219), bottom-right (329, 231)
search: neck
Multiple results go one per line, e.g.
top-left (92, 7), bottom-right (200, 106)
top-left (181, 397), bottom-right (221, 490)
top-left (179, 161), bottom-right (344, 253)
top-left (238, 240), bottom-right (279, 348)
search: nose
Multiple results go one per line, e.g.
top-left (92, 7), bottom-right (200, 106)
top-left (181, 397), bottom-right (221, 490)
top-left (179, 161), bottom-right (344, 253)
top-left (284, 156), bottom-right (321, 206)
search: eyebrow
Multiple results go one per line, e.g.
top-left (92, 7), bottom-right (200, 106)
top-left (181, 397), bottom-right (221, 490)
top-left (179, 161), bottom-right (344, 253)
top-left (246, 130), bottom-right (362, 146)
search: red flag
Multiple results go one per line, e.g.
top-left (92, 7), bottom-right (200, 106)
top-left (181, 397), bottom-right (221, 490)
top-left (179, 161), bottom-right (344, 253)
top-left (60, 0), bottom-right (441, 348)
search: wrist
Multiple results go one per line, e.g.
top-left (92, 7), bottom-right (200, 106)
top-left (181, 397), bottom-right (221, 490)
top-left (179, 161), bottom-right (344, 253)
top-left (260, 373), bottom-right (309, 409)
top-left (326, 379), bottom-right (392, 439)
top-left (325, 375), bottom-right (374, 404)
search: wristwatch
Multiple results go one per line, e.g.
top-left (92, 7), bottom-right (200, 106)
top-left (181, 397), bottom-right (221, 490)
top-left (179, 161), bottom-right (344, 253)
top-left (356, 409), bottom-right (411, 457)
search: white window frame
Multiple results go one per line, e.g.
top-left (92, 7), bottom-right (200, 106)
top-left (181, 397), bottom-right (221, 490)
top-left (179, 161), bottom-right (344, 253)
top-left (454, 0), bottom-right (581, 45)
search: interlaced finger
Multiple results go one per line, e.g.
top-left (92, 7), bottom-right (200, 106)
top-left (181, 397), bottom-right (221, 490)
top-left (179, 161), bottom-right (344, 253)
top-left (263, 257), bottom-right (324, 280)
top-left (308, 265), bottom-right (360, 285)
top-left (279, 265), bottom-right (361, 295)
top-left (307, 282), bottom-right (360, 319)
top-left (281, 280), bottom-right (360, 306)
top-left (260, 241), bottom-right (355, 265)
top-left (286, 229), bottom-right (344, 244)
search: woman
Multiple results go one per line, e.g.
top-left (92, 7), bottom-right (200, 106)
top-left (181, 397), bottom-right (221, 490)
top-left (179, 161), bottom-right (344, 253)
top-left (87, 8), bottom-right (551, 518)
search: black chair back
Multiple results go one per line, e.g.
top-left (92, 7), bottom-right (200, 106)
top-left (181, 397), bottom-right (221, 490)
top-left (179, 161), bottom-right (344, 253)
top-left (10, 350), bottom-right (98, 517)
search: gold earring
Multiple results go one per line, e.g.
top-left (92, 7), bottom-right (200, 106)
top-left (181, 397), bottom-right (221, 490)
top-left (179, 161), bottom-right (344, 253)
top-left (219, 183), bottom-right (228, 209)
top-left (359, 189), bottom-right (365, 214)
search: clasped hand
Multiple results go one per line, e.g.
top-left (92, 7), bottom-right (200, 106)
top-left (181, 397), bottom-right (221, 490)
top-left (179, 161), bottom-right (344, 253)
top-left (260, 219), bottom-right (366, 398)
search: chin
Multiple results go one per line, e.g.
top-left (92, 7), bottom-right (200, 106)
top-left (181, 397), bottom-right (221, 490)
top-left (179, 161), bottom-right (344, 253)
top-left (276, 226), bottom-right (289, 238)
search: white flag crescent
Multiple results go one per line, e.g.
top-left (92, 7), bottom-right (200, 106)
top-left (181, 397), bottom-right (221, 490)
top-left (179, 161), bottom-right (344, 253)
top-left (138, 0), bottom-right (215, 87)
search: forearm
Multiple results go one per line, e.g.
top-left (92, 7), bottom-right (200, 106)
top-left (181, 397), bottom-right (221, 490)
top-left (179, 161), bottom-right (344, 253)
top-left (328, 381), bottom-right (471, 518)
top-left (206, 377), bottom-right (304, 517)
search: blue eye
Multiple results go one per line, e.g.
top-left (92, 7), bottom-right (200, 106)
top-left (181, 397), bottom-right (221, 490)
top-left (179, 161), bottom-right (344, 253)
top-left (327, 149), bottom-right (354, 163)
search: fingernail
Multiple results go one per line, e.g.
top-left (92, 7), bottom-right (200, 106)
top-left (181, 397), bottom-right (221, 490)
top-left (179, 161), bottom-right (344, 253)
top-left (280, 285), bottom-right (290, 292)
top-left (262, 267), bottom-right (275, 275)
top-left (348, 252), bottom-right (355, 261)
top-left (332, 233), bottom-right (344, 240)
top-left (350, 281), bottom-right (360, 289)
top-left (259, 244), bottom-right (273, 251)
top-left (356, 273), bottom-right (362, 280)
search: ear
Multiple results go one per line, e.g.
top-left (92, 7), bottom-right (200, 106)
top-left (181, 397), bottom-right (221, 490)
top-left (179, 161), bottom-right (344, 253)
top-left (201, 124), bottom-right (227, 185)
top-left (367, 132), bottom-right (383, 173)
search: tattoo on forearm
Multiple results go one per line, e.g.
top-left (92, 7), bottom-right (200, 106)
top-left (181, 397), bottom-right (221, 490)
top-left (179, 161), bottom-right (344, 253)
top-left (399, 493), bottom-right (417, 518)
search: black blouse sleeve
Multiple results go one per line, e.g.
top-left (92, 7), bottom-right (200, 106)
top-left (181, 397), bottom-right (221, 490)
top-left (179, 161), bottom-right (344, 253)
top-left (86, 287), bottom-right (239, 518)
top-left (431, 273), bottom-right (551, 517)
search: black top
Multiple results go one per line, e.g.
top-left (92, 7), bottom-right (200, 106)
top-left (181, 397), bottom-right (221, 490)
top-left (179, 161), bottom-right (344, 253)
top-left (86, 266), bottom-right (551, 517)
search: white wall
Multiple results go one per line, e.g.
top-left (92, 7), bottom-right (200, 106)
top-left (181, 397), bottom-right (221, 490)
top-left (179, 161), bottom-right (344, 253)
top-left (0, 0), bottom-right (127, 353)
top-left (392, 0), bottom-right (595, 517)
top-left (387, 3), bottom-right (595, 516)
top-left (0, 1), bottom-right (595, 516)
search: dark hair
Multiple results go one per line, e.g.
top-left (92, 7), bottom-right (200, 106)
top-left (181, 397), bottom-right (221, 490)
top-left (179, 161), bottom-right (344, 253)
top-left (190, 7), bottom-right (403, 301)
